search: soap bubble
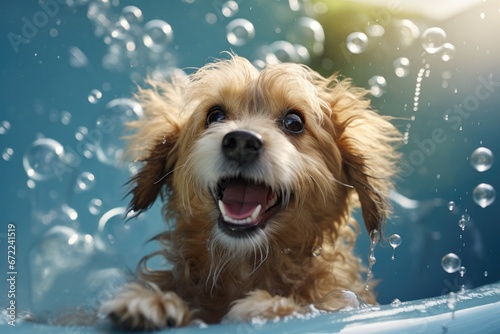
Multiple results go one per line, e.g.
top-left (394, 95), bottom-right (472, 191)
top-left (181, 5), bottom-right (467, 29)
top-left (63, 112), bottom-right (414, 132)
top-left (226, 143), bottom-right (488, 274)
top-left (221, 1), bottom-right (239, 18)
top-left (393, 57), bottom-right (410, 78)
top-left (286, 17), bottom-right (325, 55)
top-left (346, 32), bottom-right (368, 54)
top-left (2, 147), bottom-right (14, 161)
top-left (267, 40), bottom-right (299, 63)
top-left (119, 5), bottom-right (143, 30)
top-left (421, 27), bottom-right (447, 54)
top-left (75, 171), bottom-right (96, 193)
top-left (368, 75), bottom-right (387, 98)
top-left (143, 20), bottom-right (174, 53)
top-left (88, 89), bottom-right (102, 104)
top-left (472, 183), bottom-right (496, 208)
top-left (441, 253), bottom-right (461, 273)
top-left (23, 138), bottom-right (66, 181)
top-left (88, 198), bottom-right (103, 215)
top-left (440, 43), bottom-right (456, 62)
top-left (393, 19), bottom-right (420, 47)
top-left (0, 120), bottom-right (11, 135)
top-left (470, 147), bottom-right (494, 172)
top-left (226, 18), bottom-right (255, 46)
top-left (95, 98), bottom-right (143, 167)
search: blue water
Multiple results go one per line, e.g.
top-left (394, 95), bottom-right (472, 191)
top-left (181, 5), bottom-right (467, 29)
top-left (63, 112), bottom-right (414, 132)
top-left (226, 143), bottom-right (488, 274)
top-left (1, 0), bottom-right (499, 332)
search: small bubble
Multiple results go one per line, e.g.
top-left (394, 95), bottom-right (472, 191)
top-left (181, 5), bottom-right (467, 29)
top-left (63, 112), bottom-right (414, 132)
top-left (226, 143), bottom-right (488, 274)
top-left (312, 245), bottom-right (322, 257)
top-left (60, 110), bottom-right (72, 125)
top-left (393, 57), bottom-right (410, 78)
top-left (458, 216), bottom-right (467, 231)
top-left (389, 234), bottom-right (402, 260)
top-left (2, 147), bottom-right (14, 161)
top-left (459, 266), bottom-right (466, 277)
top-left (441, 253), bottom-right (461, 274)
top-left (221, 1), bottom-right (239, 18)
top-left (226, 18), bottom-right (255, 46)
top-left (88, 89), bottom-right (102, 104)
top-left (143, 20), bottom-right (174, 53)
top-left (205, 13), bottom-right (217, 25)
top-left (365, 22), bottom-right (384, 37)
top-left (470, 147), bottom-right (494, 172)
top-left (421, 27), bottom-right (447, 54)
top-left (484, 271), bottom-right (488, 277)
top-left (75, 126), bottom-right (88, 141)
top-left (368, 75), bottom-right (387, 98)
top-left (440, 43), bottom-right (456, 62)
top-left (119, 5), bottom-right (143, 30)
top-left (0, 120), bottom-right (11, 135)
top-left (346, 32), bottom-right (368, 54)
top-left (75, 171), bottom-right (96, 192)
top-left (50, 28), bottom-right (58, 38)
top-left (282, 247), bottom-right (291, 254)
top-left (447, 201), bottom-right (455, 211)
top-left (88, 198), bottom-right (103, 215)
top-left (472, 183), bottom-right (496, 208)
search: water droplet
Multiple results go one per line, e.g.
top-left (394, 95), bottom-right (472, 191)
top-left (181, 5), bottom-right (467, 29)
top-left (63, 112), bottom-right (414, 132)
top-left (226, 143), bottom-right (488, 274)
top-left (22, 138), bottom-right (66, 181)
top-left (391, 298), bottom-right (402, 307)
top-left (282, 247), bottom-right (291, 254)
top-left (75, 171), bottom-right (95, 193)
top-left (95, 98), bottom-right (143, 166)
top-left (346, 32), bottom-right (368, 54)
top-left (472, 183), bottom-right (496, 208)
top-left (470, 147), bottom-right (494, 172)
top-left (2, 147), bottom-right (14, 161)
top-left (370, 229), bottom-right (380, 245)
top-left (421, 27), bottom-right (447, 54)
top-left (226, 18), bottom-right (255, 46)
top-left (221, 1), bottom-right (239, 17)
top-left (440, 43), bottom-right (456, 62)
top-left (389, 234), bottom-right (402, 260)
top-left (368, 75), bottom-right (387, 98)
top-left (88, 89), bottom-right (102, 104)
top-left (448, 201), bottom-right (456, 211)
top-left (312, 245), bottom-right (322, 256)
top-left (441, 253), bottom-right (461, 273)
top-left (0, 120), bottom-right (11, 135)
top-left (88, 198), bottom-right (103, 215)
top-left (143, 20), bottom-right (174, 52)
top-left (459, 266), bottom-right (466, 277)
top-left (393, 57), bottom-right (410, 78)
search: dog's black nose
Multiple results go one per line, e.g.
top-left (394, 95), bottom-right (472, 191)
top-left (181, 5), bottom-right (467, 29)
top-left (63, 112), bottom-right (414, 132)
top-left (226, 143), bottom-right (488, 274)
top-left (222, 130), bottom-right (263, 165)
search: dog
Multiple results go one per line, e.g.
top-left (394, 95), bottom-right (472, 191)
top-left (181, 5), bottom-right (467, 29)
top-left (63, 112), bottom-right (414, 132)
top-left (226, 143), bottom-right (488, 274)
top-left (100, 55), bottom-right (400, 330)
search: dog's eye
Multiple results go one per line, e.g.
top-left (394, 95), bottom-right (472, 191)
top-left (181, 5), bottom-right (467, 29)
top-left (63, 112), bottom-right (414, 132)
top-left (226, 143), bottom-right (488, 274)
top-left (206, 107), bottom-right (226, 125)
top-left (281, 112), bottom-right (305, 134)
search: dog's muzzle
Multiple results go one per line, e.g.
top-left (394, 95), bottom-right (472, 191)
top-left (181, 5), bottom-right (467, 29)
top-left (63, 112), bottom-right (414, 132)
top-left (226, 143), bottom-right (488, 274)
top-left (214, 130), bottom-right (282, 237)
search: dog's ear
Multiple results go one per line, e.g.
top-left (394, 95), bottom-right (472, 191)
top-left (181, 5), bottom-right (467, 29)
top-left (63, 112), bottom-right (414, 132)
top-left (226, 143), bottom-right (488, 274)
top-left (328, 79), bottom-right (400, 234)
top-left (125, 78), bottom-right (185, 214)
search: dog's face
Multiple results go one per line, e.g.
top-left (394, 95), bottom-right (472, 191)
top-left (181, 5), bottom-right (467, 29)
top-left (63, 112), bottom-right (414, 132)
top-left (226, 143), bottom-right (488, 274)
top-left (127, 56), bottom-right (398, 254)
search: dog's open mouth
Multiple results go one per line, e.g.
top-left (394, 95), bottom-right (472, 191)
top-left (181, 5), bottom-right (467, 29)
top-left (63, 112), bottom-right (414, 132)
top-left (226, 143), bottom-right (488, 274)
top-left (215, 177), bottom-right (282, 235)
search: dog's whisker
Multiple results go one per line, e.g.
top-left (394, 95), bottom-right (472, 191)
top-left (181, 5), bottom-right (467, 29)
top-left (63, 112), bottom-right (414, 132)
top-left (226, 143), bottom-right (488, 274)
top-left (153, 162), bottom-right (188, 184)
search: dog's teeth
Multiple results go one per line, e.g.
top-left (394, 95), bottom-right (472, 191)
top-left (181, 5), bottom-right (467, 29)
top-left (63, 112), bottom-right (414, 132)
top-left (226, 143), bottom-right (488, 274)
top-left (251, 205), bottom-right (261, 222)
top-left (218, 200), bottom-right (227, 217)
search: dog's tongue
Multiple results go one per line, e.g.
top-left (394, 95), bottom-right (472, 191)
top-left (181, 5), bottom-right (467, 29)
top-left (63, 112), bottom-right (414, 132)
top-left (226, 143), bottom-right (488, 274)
top-left (222, 179), bottom-right (269, 220)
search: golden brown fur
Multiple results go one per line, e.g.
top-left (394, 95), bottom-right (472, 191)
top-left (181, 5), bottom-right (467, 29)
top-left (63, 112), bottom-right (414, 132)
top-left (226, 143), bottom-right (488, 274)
top-left (101, 55), bottom-right (400, 330)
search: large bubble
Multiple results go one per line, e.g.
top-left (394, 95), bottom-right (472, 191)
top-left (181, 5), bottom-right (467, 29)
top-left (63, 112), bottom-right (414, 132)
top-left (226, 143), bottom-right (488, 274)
top-left (441, 253), bottom-right (461, 274)
top-left (421, 27), bottom-right (447, 54)
top-left (95, 98), bottom-right (143, 167)
top-left (470, 147), bottom-right (494, 172)
top-left (286, 17), bottom-right (325, 55)
top-left (346, 32), bottom-right (368, 54)
top-left (23, 138), bottom-right (66, 181)
top-left (143, 19), bottom-right (174, 53)
top-left (473, 183), bottom-right (496, 208)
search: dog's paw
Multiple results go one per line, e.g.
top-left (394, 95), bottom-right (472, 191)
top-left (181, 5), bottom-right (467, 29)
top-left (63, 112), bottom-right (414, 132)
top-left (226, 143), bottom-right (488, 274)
top-left (225, 289), bottom-right (305, 322)
top-left (100, 282), bottom-right (191, 330)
